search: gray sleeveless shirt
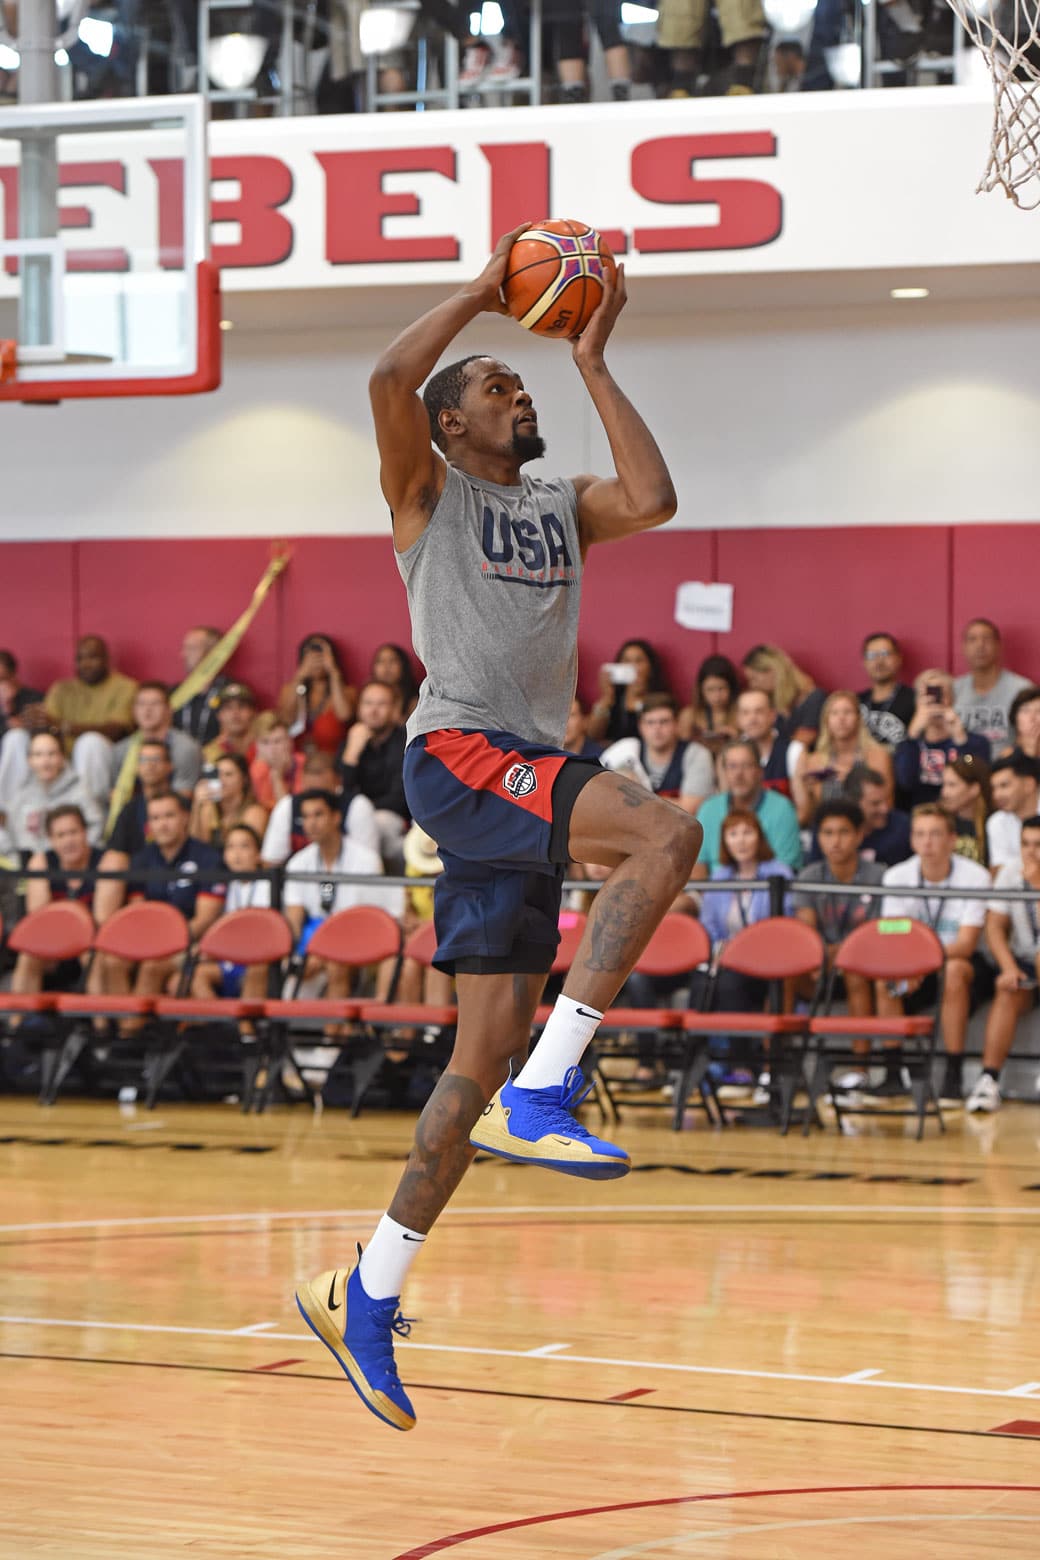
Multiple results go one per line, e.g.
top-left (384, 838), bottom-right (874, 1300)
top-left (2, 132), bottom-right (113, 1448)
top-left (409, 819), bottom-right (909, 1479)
top-left (396, 464), bottom-right (583, 749)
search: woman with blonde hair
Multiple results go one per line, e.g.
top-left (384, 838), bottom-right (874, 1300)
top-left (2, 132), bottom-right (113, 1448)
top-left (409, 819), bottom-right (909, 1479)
top-left (742, 643), bottom-right (826, 745)
top-left (792, 690), bottom-right (893, 826)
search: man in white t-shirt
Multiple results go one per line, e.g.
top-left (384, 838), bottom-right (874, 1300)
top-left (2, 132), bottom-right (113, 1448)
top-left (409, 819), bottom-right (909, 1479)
top-left (985, 754), bottom-right (1040, 873)
top-left (284, 788), bottom-right (405, 1004)
top-left (879, 803), bottom-right (991, 1104)
top-left (262, 751), bottom-right (379, 866)
top-left (953, 617), bottom-right (1030, 759)
top-left (600, 693), bottom-right (714, 814)
top-left (968, 816), bottom-right (1040, 1113)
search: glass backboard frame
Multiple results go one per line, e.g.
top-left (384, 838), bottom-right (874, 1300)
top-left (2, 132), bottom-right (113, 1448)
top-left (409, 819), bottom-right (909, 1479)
top-left (0, 93), bottom-right (220, 401)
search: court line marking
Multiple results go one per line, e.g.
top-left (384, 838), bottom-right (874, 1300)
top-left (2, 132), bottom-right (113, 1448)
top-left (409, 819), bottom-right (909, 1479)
top-left (2, 1311), bottom-right (1038, 1405)
top-left (5, 1350), bottom-right (1039, 1445)
top-left (2, 1200), bottom-right (1039, 1234)
top-left (389, 1486), bottom-right (1040, 1559)
top-left (592, 1513), bottom-right (1040, 1558)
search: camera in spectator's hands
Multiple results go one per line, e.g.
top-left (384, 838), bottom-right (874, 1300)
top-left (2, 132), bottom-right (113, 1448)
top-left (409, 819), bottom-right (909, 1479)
top-left (202, 763), bottom-right (222, 801)
top-left (603, 662), bottom-right (638, 685)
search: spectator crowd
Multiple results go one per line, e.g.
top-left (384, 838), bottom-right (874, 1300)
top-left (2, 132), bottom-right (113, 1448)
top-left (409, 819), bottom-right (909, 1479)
top-left (0, 0), bottom-right (961, 114)
top-left (2, 614), bottom-right (1039, 1116)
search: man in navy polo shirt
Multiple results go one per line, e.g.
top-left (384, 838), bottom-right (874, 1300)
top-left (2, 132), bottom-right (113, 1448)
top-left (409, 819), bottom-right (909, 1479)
top-left (101, 791), bottom-right (225, 1007)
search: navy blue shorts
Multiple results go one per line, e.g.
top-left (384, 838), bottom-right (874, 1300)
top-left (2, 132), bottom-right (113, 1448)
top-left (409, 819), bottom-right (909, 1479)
top-left (403, 728), bottom-right (602, 976)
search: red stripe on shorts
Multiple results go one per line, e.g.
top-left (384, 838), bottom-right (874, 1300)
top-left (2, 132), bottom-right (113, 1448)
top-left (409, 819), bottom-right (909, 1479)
top-left (424, 729), bottom-right (566, 824)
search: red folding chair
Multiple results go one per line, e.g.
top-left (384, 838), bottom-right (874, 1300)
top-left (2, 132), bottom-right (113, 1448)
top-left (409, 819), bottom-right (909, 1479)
top-left (805, 918), bottom-right (946, 1139)
top-left (51, 902), bottom-right (191, 1105)
top-left (595, 914), bottom-right (717, 1125)
top-left (257, 905), bottom-right (403, 1112)
top-left (149, 908), bottom-right (295, 1110)
top-left (678, 917), bottom-right (825, 1134)
top-left (0, 902), bottom-right (95, 1104)
top-left (355, 919), bottom-right (458, 1116)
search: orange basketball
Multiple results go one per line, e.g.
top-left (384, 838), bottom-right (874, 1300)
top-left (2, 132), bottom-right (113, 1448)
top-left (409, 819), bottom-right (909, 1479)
top-left (503, 219), bottom-right (616, 340)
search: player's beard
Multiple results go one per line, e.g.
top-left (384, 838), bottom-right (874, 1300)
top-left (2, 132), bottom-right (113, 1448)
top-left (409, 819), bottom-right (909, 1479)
top-left (512, 429), bottom-right (546, 463)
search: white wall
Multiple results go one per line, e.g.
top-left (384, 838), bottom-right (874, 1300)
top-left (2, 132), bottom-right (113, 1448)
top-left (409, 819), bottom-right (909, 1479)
top-left (3, 295), bottom-right (1040, 540)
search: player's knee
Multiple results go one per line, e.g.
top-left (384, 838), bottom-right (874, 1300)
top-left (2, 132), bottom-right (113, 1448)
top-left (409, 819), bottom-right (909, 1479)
top-left (661, 810), bottom-right (702, 883)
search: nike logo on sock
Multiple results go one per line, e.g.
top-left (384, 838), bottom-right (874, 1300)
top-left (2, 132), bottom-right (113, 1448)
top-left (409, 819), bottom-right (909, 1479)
top-left (402, 1233), bottom-right (426, 1243)
top-left (575, 1007), bottom-right (602, 1020)
top-left (327, 1275), bottom-right (341, 1311)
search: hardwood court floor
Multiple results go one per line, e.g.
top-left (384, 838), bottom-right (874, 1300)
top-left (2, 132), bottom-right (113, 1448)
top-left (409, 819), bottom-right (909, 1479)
top-left (2, 1091), bottom-right (1040, 1557)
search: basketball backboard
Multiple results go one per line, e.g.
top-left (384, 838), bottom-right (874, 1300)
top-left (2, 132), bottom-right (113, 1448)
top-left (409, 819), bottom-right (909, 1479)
top-left (0, 94), bottom-right (220, 401)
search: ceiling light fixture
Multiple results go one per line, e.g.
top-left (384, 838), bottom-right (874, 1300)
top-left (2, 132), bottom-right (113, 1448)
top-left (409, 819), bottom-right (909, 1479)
top-left (890, 287), bottom-right (930, 299)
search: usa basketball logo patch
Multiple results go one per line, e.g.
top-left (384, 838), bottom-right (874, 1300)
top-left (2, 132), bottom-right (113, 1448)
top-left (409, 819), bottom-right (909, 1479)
top-left (503, 762), bottom-right (537, 799)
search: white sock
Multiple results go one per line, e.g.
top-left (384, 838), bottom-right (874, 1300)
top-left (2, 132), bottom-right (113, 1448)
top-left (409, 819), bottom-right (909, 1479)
top-left (358, 1214), bottom-right (426, 1299)
top-left (513, 993), bottom-right (603, 1091)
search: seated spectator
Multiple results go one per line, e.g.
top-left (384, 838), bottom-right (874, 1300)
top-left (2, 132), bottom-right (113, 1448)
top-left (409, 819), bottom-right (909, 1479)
top-left (283, 788), bottom-right (404, 1001)
top-left (563, 698), bottom-right (603, 760)
top-left (677, 654), bottom-right (741, 751)
top-left (587, 638), bottom-right (670, 744)
top-left (953, 617), bottom-right (1030, 758)
top-left (894, 670), bottom-right (989, 809)
top-left (3, 729), bottom-right (104, 856)
top-left (600, 693), bottom-right (714, 814)
top-left (249, 716), bottom-right (306, 810)
top-left (394, 823), bottom-right (454, 1013)
top-left (695, 739), bottom-right (802, 871)
top-left (733, 687), bottom-right (792, 794)
top-left (0, 649), bottom-right (44, 740)
top-left (111, 681), bottom-right (202, 795)
top-left (0, 636), bottom-right (136, 808)
top-left (261, 751), bottom-right (379, 866)
top-left (106, 738), bottom-right (179, 858)
top-left (697, 809), bottom-right (792, 1104)
top-left (1004, 684), bottom-right (1040, 762)
top-left (858, 631), bottom-right (916, 748)
top-left (939, 754), bottom-right (992, 867)
top-left (171, 626), bottom-right (228, 748)
top-left (189, 824), bottom-right (271, 1016)
top-left (879, 804), bottom-right (992, 1104)
top-left (102, 792), bottom-right (226, 1010)
top-left (986, 754), bottom-right (1040, 873)
top-left (277, 635), bottom-right (355, 755)
top-left (554, 1), bottom-right (632, 103)
top-left (337, 680), bottom-right (409, 870)
top-left (190, 753), bottom-right (269, 848)
top-left (742, 643), bottom-right (826, 746)
top-left (9, 805), bottom-right (105, 1013)
top-left (792, 691), bottom-right (893, 826)
top-left (845, 767), bottom-right (912, 866)
top-left (202, 684), bottom-right (258, 766)
top-left (370, 643), bottom-right (419, 720)
top-left (969, 815), bottom-right (1040, 1112)
top-left (792, 800), bottom-right (885, 1090)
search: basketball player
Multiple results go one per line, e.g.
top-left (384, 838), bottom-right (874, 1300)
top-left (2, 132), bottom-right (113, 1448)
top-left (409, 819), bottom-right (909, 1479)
top-left (295, 226), bottom-right (701, 1430)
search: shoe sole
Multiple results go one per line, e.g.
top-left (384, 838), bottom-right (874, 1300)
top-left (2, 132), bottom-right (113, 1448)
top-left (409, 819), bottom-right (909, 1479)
top-left (470, 1138), bottom-right (630, 1179)
top-left (294, 1284), bottom-right (415, 1432)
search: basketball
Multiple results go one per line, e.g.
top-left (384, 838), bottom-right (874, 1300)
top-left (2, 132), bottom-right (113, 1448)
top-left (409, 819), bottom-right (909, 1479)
top-left (503, 219), bottom-right (616, 339)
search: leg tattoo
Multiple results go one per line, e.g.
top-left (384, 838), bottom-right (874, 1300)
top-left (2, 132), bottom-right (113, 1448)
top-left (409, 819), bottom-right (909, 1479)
top-left (388, 1072), bottom-right (486, 1233)
top-left (586, 879), bottom-right (654, 974)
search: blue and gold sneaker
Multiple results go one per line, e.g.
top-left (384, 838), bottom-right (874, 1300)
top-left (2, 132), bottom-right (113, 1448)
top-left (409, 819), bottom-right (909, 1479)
top-left (295, 1244), bottom-right (416, 1431)
top-left (470, 1066), bottom-right (630, 1180)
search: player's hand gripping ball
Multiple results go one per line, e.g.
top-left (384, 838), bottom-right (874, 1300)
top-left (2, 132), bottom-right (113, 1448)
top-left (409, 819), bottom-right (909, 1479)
top-left (503, 219), bottom-right (616, 340)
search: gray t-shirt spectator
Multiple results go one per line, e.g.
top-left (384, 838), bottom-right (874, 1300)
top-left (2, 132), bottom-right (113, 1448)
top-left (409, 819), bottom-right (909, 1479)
top-left (954, 670), bottom-right (1031, 758)
top-left (111, 728), bottom-right (203, 795)
top-left (989, 862), bottom-right (1040, 962)
top-left (790, 859), bottom-right (886, 945)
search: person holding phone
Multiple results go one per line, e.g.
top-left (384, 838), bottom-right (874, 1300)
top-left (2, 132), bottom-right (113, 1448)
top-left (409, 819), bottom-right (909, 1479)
top-left (276, 635), bottom-right (355, 755)
top-left (893, 669), bottom-right (989, 809)
top-left (969, 816), bottom-right (1040, 1112)
top-left (587, 637), bottom-right (671, 744)
top-left (791, 691), bottom-right (893, 826)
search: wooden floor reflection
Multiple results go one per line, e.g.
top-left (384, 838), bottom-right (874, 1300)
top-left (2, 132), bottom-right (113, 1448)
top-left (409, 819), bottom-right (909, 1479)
top-left (2, 1093), bottom-right (1039, 1557)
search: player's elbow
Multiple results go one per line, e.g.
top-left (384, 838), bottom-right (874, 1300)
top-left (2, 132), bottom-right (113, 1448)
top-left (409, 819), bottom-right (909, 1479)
top-left (636, 482), bottom-right (678, 529)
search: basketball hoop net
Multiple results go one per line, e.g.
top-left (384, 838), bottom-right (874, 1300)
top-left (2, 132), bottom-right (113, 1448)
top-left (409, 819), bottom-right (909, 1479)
top-left (945, 0), bottom-right (1040, 206)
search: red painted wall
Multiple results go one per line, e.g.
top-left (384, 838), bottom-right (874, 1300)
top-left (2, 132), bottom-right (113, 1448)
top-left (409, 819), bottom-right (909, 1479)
top-left (3, 525), bottom-right (1037, 706)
